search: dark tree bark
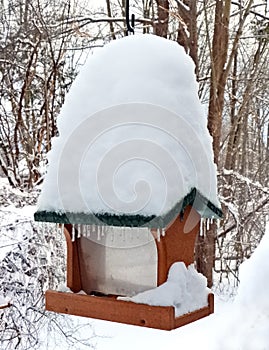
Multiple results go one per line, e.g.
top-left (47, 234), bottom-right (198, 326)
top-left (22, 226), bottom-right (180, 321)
top-left (155, 0), bottom-right (169, 37)
top-left (177, 0), bottom-right (198, 70)
top-left (196, 0), bottom-right (231, 288)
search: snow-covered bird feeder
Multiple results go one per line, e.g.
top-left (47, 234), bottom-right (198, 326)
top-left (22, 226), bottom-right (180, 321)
top-left (34, 34), bottom-right (222, 330)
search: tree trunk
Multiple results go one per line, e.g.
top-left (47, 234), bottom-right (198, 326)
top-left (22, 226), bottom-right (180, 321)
top-left (155, 0), bottom-right (169, 37)
top-left (177, 0), bottom-right (198, 70)
top-left (106, 0), bottom-right (116, 40)
top-left (197, 0), bottom-right (231, 287)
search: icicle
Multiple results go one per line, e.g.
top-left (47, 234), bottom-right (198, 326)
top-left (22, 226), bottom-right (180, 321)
top-left (156, 228), bottom-right (161, 242)
top-left (61, 224), bottom-right (65, 236)
top-left (217, 219), bottom-right (221, 229)
top-left (206, 218), bottom-right (210, 230)
top-left (97, 226), bottom-right (101, 240)
top-left (199, 218), bottom-right (204, 236)
top-left (42, 222), bottom-right (45, 236)
top-left (161, 228), bottom-right (166, 237)
top-left (101, 226), bottom-right (105, 237)
top-left (77, 224), bottom-right (81, 238)
top-left (87, 225), bottom-right (91, 238)
top-left (210, 218), bottom-right (213, 225)
top-left (71, 224), bottom-right (75, 242)
top-left (82, 224), bottom-right (86, 237)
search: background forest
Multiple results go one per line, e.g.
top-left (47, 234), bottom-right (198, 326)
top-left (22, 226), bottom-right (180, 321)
top-left (0, 0), bottom-right (268, 348)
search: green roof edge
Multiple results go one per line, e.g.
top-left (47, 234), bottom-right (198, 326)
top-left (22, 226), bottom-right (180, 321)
top-left (34, 188), bottom-right (222, 228)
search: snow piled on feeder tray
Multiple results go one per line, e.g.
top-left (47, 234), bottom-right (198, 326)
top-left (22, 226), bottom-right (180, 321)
top-left (118, 262), bottom-right (209, 317)
top-left (37, 34), bottom-right (220, 217)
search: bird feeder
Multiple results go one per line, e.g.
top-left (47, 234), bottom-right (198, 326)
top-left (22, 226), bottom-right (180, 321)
top-left (34, 34), bottom-right (222, 330)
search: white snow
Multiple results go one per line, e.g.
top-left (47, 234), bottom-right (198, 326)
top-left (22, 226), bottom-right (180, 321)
top-left (37, 34), bottom-right (220, 217)
top-left (236, 226), bottom-right (269, 310)
top-left (211, 223), bottom-right (269, 350)
top-left (57, 284), bottom-right (87, 295)
top-left (118, 262), bottom-right (209, 317)
top-left (0, 294), bottom-right (9, 308)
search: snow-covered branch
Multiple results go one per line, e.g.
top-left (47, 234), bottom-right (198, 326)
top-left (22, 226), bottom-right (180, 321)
top-left (222, 169), bottom-right (269, 195)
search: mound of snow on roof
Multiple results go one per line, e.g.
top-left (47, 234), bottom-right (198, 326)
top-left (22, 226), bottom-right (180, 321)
top-left (37, 34), bottom-right (220, 217)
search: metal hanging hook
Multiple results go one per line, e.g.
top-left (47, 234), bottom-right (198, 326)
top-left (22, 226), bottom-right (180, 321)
top-left (126, 0), bottom-right (135, 35)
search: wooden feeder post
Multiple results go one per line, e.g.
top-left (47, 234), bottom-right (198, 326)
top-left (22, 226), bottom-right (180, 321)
top-left (154, 206), bottom-right (201, 285)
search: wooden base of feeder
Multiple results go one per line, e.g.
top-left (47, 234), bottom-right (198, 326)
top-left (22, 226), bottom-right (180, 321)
top-left (45, 290), bottom-right (214, 331)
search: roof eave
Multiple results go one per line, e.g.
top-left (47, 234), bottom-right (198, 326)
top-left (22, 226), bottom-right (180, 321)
top-left (34, 188), bottom-right (222, 228)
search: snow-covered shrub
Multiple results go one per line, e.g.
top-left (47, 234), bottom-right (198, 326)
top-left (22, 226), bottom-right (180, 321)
top-left (0, 180), bottom-right (95, 349)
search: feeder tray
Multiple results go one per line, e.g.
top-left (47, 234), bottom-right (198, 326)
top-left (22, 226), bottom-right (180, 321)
top-left (46, 290), bottom-right (214, 331)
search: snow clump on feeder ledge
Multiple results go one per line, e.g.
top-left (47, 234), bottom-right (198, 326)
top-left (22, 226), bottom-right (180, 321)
top-left (118, 262), bottom-right (209, 317)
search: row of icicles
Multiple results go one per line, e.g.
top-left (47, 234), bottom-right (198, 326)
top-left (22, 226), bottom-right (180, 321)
top-left (39, 218), bottom-right (221, 243)
top-left (39, 222), bottom-right (165, 243)
top-left (199, 218), bottom-right (221, 237)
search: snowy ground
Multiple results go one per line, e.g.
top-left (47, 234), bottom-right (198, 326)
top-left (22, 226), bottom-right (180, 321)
top-left (1, 178), bottom-right (269, 349)
top-left (92, 296), bottom-right (230, 350)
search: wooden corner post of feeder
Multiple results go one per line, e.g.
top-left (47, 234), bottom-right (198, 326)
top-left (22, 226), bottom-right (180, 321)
top-left (34, 33), bottom-right (222, 330)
